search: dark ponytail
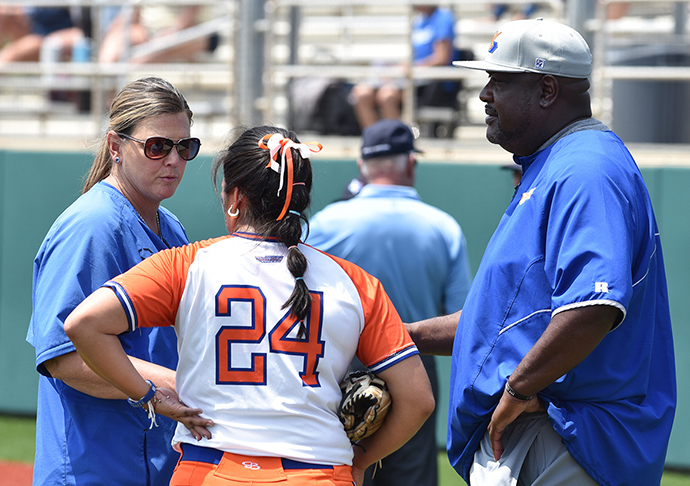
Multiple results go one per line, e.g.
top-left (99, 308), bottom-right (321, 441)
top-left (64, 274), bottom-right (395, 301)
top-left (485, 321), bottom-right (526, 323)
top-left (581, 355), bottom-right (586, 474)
top-left (282, 242), bottom-right (310, 324)
top-left (212, 126), bottom-right (314, 335)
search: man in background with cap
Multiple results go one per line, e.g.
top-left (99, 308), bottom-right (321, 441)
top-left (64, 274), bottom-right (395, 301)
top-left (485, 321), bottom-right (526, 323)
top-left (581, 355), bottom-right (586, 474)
top-left (307, 118), bottom-right (472, 486)
top-left (407, 18), bottom-right (676, 486)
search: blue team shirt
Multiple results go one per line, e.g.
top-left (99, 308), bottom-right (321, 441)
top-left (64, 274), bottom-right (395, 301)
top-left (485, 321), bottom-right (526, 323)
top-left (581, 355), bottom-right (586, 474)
top-left (307, 184), bottom-right (471, 322)
top-left (27, 181), bottom-right (189, 486)
top-left (412, 8), bottom-right (455, 64)
top-left (447, 125), bottom-right (676, 486)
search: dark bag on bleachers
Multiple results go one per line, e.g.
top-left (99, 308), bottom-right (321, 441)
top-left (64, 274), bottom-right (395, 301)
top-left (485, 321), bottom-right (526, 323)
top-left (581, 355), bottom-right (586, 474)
top-left (289, 77), bottom-right (361, 136)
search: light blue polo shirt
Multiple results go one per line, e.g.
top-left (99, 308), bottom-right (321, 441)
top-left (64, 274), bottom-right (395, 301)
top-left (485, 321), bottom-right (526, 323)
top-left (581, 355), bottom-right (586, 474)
top-left (447, 124), bottom-right (676, 486)
top-left (307, 184), bottom-right (471, 322)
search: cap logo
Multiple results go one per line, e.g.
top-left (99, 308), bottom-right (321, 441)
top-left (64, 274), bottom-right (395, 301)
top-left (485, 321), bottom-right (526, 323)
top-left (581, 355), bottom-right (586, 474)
top-left (488, 31), bottom-right (502, 53)
top-left (362, 143), bottom-right (391, 156)
top-left (535, 58), bottom-right (546, 70)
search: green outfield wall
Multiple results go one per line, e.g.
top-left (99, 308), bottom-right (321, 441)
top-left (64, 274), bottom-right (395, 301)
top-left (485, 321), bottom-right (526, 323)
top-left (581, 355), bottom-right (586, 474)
top-left (0, 150), bottom-right (688, 468)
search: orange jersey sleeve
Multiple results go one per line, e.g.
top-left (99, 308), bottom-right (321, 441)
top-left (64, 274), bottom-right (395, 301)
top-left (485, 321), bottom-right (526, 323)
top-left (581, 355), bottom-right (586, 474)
top-left (323, 253), bottom-right (418, 372)
top-left (106, 237), bottom-right (229, 331)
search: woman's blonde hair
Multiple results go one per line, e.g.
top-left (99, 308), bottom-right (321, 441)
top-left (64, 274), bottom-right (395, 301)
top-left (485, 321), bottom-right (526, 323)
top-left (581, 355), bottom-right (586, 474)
top-left (82, 77), bottom-right (193, 194)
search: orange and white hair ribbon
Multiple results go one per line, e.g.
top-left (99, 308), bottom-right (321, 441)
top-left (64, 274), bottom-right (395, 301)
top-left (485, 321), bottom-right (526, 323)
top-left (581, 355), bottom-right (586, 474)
top-left (258, 134), bottom-right (323, 220)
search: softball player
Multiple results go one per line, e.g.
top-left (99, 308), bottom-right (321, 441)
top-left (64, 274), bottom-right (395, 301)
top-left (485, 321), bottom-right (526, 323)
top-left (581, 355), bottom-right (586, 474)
top-left (65, 126), bottom-right (434, 486)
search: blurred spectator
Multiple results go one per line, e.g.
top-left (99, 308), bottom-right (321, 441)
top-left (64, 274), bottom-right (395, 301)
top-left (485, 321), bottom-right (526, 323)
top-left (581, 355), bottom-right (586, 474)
top-left (99, 5), bottom-right (219, 64)
top-left (351, 5), bottom-right (456, 129)
top-left (607, 2), bottom-right (630, 20)
top-left (0, 6), bottom-right (31, 52)
top-left (0, 7), bottom-right (84, 64)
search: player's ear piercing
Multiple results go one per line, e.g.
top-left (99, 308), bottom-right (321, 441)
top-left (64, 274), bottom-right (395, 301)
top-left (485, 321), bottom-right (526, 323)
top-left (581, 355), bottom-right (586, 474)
top-left (114, 156), bottom-right (120, 164)
top-left (228, 205), bottom-right (240, 218)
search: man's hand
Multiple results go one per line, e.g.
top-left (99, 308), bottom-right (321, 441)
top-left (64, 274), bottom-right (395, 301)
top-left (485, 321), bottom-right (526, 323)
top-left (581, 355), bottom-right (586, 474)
top-left (487, 387), bottom-right (545, 461)
top-left (488, 305), bottom-right (620, 460)
top-left (405, 310), bottom-right (461, 356)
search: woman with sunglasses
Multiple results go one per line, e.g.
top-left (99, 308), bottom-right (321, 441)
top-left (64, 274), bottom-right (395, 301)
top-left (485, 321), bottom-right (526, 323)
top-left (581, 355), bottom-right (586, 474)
top-left (64, 125), bottom-right (435, 486)
top-left (27, 76), bottom-right (201, 486)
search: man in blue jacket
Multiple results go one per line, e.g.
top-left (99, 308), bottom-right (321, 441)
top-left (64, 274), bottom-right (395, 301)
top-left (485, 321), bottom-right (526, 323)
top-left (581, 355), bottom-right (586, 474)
top-left (407, 18), bottom-right (676, 486)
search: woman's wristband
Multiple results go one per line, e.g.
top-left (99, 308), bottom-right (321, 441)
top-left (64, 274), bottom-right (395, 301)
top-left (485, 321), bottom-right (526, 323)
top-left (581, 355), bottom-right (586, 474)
top-left (505, 380), bottom-right (534, 401)
top-left (127, 380), bottom-right (157, 408)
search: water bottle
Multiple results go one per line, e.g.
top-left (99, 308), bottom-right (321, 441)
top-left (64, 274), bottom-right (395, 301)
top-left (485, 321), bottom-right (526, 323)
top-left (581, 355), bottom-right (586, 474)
top-left (72, 36), bottom-right (92, 63)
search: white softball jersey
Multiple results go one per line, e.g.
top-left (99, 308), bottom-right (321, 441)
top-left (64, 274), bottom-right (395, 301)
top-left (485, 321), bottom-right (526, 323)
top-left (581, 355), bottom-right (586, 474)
top-left (106, 232), bottom-right (418, 466)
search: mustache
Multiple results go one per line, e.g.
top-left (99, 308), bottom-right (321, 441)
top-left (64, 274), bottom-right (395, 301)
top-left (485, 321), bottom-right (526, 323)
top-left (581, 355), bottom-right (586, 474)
top-left (484, 105), bottom-right (498, 117)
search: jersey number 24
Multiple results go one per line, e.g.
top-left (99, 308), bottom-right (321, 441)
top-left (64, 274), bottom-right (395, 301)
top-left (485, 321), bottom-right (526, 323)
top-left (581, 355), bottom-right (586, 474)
top-left (215, 285), bottom-right (325, 387)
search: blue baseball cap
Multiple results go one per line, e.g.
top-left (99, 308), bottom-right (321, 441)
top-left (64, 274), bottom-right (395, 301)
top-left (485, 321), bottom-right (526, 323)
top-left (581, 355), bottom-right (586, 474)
top-left (360, 119), bottom-right (423, 159)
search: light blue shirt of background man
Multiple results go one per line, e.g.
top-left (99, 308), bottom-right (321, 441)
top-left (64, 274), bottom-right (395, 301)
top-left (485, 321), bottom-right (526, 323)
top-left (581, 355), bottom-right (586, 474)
top-left (308, 118), bottom-right (472, 486)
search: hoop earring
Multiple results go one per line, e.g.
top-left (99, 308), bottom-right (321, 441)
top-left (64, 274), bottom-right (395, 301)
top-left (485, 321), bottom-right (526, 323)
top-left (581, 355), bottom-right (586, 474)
top-left (228, 205), bottom-right (240, 218)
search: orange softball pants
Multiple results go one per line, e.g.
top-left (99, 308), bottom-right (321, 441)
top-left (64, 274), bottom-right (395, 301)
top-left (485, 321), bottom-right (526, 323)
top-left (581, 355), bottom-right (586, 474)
top-left (170, 443), bottom-right (355, 486)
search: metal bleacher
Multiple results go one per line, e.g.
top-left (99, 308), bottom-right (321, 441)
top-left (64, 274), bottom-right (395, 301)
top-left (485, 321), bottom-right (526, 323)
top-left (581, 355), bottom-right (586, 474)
top-left (263, 0), bottom-right (568, 139)
top-left (0, 1), bottom-right (237, 146)
top-left (2, 1), bottom-right (690, 158)
top-left (0, 1), bottom-right (570, 149)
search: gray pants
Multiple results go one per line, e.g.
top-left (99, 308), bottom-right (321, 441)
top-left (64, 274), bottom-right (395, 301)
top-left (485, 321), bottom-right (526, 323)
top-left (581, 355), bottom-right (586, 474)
top-left (470, 412), bottom-right (599, 486)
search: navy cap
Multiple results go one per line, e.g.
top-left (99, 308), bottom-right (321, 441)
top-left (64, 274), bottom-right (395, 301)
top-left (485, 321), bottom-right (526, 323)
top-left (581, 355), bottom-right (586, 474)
top-left (360, 119), bottom-right (422, 159)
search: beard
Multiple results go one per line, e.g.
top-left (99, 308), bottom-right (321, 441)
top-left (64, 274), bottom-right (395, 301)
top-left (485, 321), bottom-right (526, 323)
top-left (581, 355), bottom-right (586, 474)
top-left (485, 98), bottom-right (532, 151)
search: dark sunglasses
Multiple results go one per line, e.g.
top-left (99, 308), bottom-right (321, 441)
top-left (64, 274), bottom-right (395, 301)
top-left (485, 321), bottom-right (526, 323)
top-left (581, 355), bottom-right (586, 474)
top-left (118, 133), bottom-right (201, 161)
